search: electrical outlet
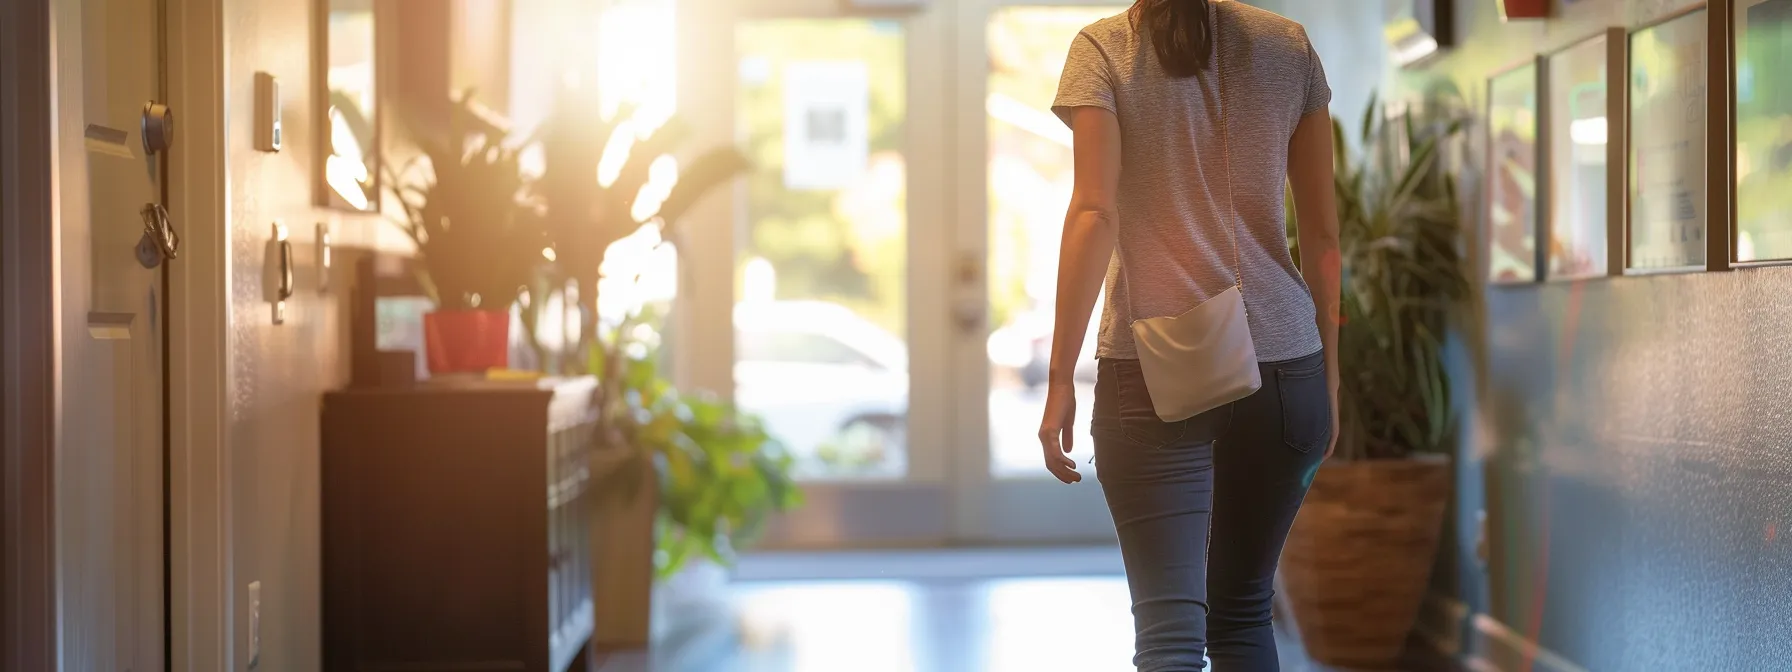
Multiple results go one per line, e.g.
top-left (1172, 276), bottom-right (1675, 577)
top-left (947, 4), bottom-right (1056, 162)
top-left (1475, 510), bottom-right (1490, 566)
top-left (248, 580), bottom-right (263, 669)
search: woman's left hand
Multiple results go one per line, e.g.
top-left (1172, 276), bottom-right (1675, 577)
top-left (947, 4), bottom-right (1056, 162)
top-left (1037, 383), bottom-right (1083, 484)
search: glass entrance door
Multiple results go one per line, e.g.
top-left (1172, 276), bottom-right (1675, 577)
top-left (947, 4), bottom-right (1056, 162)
top-left (949, 0), bottom-right (1128, 543)
top-left (682, 0), bottom-right (1127, 547)
top-left (690, 0), bottom-right (962, 548)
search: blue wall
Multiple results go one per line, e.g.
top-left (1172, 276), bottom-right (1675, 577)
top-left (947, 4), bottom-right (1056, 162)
top-left (1277, 0), bottom-right (1792, 667)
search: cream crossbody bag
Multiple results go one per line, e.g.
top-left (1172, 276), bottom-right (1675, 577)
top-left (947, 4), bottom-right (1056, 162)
top-left (1128, 38), bottom-right (1261, 423)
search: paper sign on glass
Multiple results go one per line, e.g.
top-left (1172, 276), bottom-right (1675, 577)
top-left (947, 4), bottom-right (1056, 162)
top-left (782, 61), bottom-right (871, 191)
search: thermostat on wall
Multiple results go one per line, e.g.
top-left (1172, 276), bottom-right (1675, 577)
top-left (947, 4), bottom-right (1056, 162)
top-left (255, 72), bottom-right (282, 152)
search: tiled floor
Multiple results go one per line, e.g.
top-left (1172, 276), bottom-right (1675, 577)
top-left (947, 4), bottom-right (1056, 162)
top-left (596, 547), bottom-right (1452, 672)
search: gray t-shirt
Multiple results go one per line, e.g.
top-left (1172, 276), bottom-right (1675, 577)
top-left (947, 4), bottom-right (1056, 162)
top-left (1051, 1), bottom-right (1331, 362)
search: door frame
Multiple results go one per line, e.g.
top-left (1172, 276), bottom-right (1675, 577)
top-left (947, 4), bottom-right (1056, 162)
top-left (0, 0), bottom-right (60, 666)
top-left (0, 0), bottom-right (232, 668)
top-left (163, 0), bottom-right (232, 668)
top-left (678, 0), bottom-right (960, 548)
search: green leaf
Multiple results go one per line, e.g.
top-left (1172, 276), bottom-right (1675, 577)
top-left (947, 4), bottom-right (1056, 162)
top-left (655, 148), bottom-right (750, 235)
top-left (1360, 89), bottom-right (1380, 146)
top-left (612, 117), bottom-right (694, 207)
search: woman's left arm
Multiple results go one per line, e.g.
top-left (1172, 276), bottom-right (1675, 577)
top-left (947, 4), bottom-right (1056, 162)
top-left (1037, 105), bottom-right (1121, 485)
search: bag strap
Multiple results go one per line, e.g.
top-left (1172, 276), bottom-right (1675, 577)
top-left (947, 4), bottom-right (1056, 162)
top-left (1120, 2), bottom-right (1245, 320)
top-left (1213, 1), bottom-right (1243, 292)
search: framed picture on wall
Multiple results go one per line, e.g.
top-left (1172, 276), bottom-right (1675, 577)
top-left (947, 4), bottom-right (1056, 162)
top-left (1736, 0), bottom-right (1792, 262)
top-left (1487, 59), bottom-right (1542, 284)
top-left (1626, 8), bottom-right (1709, 272)
top-left (1544, 29), bottom-right (1625, 280)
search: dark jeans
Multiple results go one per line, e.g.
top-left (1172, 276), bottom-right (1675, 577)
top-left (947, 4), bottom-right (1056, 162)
top-left (1091, 352), bottom-right (1331, 672)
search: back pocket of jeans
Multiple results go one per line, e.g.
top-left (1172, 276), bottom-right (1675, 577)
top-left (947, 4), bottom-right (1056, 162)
top-left (1276, 361), bottom-right (1330, 453)
top-left (1113, 361), bottom-right (1187, 448)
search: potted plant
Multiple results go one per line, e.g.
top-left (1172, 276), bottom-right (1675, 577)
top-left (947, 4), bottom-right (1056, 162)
top-left (1278, 89), bottom-right (1472, 668)
top-left (389, 94), bottom-right (544, 375)
top-left (517, 92), bottom-right (795, 647)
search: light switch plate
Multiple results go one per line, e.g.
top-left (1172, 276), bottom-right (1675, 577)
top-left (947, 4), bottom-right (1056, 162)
top-left (247, 580), bottom-right (263, 668)
top-left (254, 72), bottom-right (282, 152)
top-left (317, 222), bottom-right (332, 294)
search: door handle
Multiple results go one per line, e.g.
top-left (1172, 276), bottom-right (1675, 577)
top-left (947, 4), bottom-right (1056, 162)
top-left (137, 203), bottom-right (180, 268)
top-left (271, 222), bottom-right (294, 325)
top-left (952, 297), bottom-right (984, 334)
top-left (952, 251), bottom-right (984, 334)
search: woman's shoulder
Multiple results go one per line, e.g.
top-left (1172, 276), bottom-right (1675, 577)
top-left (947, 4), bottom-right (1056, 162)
top-left (1075, 12), bottom-right (1135, 48)
top-left (1217, 1), bottom-right (1311, 45)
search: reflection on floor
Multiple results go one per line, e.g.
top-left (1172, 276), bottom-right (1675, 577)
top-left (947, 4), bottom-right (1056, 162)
top-left (596, 547), bottom-right (1455, 672)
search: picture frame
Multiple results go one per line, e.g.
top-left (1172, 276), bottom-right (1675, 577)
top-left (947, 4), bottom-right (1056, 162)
top-left (316, 0), bottom-right (382, 213)
top-left (1498, 0), bottom-right (1551, 21)
top-left (1542, 28), bottom-right (1627, 280)
top-left (1486, 58), bottom-right (1543, 285)
top-left (1625, 6), bottom-right (1710, 274)
top-left (1734, 0), bottom-right (1792, 264)
top-left (1386, 0), bottom-right (1455, 66)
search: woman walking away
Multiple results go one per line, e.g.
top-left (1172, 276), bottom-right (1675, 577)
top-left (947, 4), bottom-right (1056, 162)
top-left (1035, 0), bottom-right (1341, 670)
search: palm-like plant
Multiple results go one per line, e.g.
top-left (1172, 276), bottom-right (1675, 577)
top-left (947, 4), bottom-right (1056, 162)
top-left (389, 94), bottom-right (544, 310)
top-left (525, 89), bottom-right (794, 579)
top-left (1324, 90), bottom-right (1473, 461)
top-left (527, 90), bottom-right (750, 369)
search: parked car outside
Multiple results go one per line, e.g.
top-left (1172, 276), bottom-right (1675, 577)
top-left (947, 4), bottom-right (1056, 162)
top-left (987, 308), bottom-right (1099, 390)
top-left (733, 300), bottom-right (909, 478)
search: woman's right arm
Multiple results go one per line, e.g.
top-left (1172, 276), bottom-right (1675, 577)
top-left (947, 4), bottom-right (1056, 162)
top-left (1288, 108), bottom-right (1341, 458)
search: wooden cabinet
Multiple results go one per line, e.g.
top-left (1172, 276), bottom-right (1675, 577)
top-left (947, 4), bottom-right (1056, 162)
top-left (322, 378), bottom-right (598, 672)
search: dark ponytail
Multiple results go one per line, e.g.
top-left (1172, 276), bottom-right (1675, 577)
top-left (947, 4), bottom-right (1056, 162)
top-left (1130, 0), bottom-right (1212, 78)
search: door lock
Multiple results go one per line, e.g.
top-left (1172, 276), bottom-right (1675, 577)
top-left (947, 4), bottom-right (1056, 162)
top-left (141, 101), bottom-right (174, 155)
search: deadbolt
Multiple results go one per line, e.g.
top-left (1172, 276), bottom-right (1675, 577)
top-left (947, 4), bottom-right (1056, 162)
top-left (141, 101), bottom-right (174, 155)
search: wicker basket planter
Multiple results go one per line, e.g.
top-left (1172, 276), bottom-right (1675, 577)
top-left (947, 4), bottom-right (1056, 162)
top-left (1279, 456), bottom-right (1451, 668)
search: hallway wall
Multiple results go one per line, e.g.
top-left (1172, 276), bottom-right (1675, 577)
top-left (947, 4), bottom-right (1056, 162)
top-left (221, 0), bottom-right (347, 665)
top-left (218, 0), bottom-right (421, 668)
top-left (1288, 1), bottom-right (1792, 669)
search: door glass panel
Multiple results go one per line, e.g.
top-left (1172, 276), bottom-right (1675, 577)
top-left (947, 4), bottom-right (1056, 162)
top-left (735, 19), bottom-right (910, 480)
top-left (986, 7), bottom-right (1113, 478)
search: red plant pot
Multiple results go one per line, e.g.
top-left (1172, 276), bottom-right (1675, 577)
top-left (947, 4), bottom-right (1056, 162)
top-left (423, 310), bottom-right (511, 376)
top-left (1499, 0), bottom-right (1549, 20)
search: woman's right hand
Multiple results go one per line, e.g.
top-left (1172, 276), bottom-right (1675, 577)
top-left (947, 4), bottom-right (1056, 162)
top-left (1038, 383), bottom-right (1083, 484)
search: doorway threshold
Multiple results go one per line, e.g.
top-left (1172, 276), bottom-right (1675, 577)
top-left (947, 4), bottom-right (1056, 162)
top-left (731, 545), bottom-right (1123, 582)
